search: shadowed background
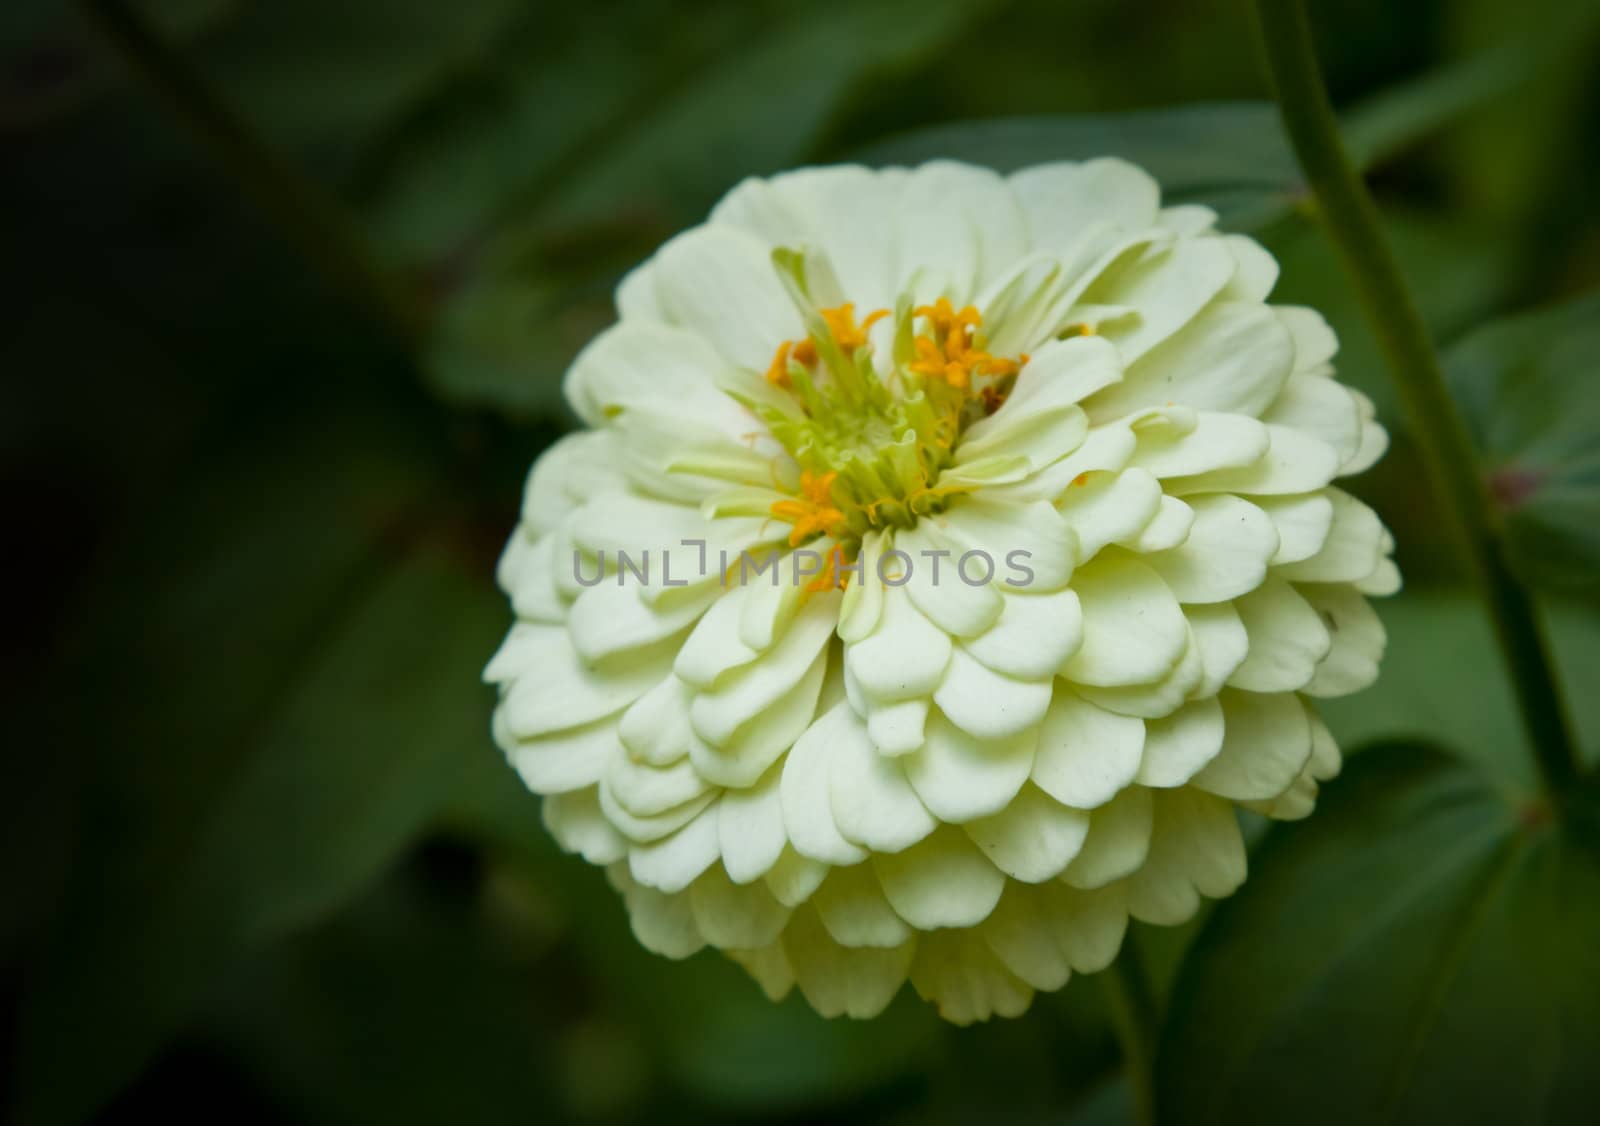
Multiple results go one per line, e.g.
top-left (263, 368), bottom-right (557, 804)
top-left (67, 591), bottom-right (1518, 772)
top-left (4, 0), bottom-right (1599, 1123)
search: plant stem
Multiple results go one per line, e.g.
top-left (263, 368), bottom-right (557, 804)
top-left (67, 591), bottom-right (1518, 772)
top-left (1250, 0), bottom-right (1580, 796)
top-left (1103, 940), bottom-right (1158, 1126)
top-left (78, 0), bottom-right (425, 348)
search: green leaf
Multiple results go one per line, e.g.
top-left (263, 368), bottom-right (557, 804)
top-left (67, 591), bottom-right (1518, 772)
top-left (1445, 290), bottom-right (1600, 599)
top-left (853, 102), bottom-right (1304, 232)
top-left (371, 0), bottom-right (997, 417)
top-left (14, 409), bottom-right (508, 1126)
top-left (1156, 744), bottom-right (1600, 1125)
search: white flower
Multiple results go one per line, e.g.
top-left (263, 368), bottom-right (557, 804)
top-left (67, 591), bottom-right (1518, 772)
top-left (486, 160), bottom-right (1396, 1024)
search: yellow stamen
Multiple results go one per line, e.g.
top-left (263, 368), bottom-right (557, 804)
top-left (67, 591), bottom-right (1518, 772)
top-left (766, 339), bottom-right (794, 386)
top-left (770, 470), bottom-right (847, 547)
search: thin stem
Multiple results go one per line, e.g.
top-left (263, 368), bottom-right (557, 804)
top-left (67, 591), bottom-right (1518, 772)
top-left (1103, 940), bottom-right (1158, 1126)
top-left (78, 0), bottom-right (425, 348)
top-left (1250, 0), bottom-right (1581, 796)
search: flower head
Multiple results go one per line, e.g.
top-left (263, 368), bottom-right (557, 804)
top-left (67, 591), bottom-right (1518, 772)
top-left (487, 160), bottom-right (1396, 1023)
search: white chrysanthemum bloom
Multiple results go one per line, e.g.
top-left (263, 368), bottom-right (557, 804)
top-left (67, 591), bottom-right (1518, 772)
top-left (487, 160), bottom-right (1396, 1024)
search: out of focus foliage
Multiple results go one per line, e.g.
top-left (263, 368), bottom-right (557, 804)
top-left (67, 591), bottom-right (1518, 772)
top-left (4, 0), bottom-right (1598, 1123)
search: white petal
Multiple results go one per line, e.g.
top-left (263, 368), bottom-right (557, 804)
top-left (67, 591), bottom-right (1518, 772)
top-left (836, 529), bottom-right (888, 644)
top-left (982, 881), bottom-right (1128, 989)
top-left (903, 708), bottom-right (1037, 822)
top-left (500, 709), bottom-right (612, 795)
top-left (610, 863), bottom-right (705, 959)
top-left (1274, 489), bottom-right (1386, 584)
top-left (828, 715), bottom-right (938, 853)
top-left (503, 626), bottom-right (670, 738)
top-left (899, 524), bottom-right (1004, 638)
top-left (1063, 555), bottom-right (1189, 686)
top-left (895, 161), bottom-right (1027, 297)
top-left (1087, 301), bottom-right (1292, 421)
top-left (689, 864), bottom-right (791, 949)
top-left (687, 643), bottom-right (827, 787)
top-left (1010, 158), bottom-right (1160, 267)
top-left (963, 785), bottom-right (1091, 882)
top-left (910, 929), bottom-right (1034, 1025)
top-left (1262, 375), bottom-right (1363, 469)
top-left (565, 321), bottom-right (740, 429)
top-left (691, 592), bottom-right (839, 745)
top-left (652, 225), bottom-right (801, 372)
top-left (1061, 786), bottom-right (1153, 889)
top-left (618, 675), bottom-right (694, 766)
top-left (780, 703), bottom-right (869, 866)
top-left (1086, 236), bottom-right (1238, 363)
top-left (763, 845), bottom-right (830, 907)
top-left (933, 646), bottom-right (1054, 741)
top-left (874, 824), bottom-right (1006, 930)
top-left (717, 762), bottom-right (787, 884)
top-left (1300, 583), bottom-right (1386, 697)
top-left (935, 494), bottom-right (1079, 593)
top-left (605, 744), bottom-right (710, 817)
top-left (1228, 576), bottom-right (1332, 692)
top-left (1221, 234), bottom-right (1279, 301)
top-left (782, 904), bottom-right (913, 1019)
top-left (628, 804), bottom-right (722, 893)
top-left (727, 944), bottom-right (795, 1003)
top-left (1075, 627), bottom-right (1204, 719)
top-left (1032, 687), bottom-right (1146, 809)
top-left (1121, 495), bottom-right (1195, 554)
top-left (989, 421), bottom-right (1138, 504)
top-left (542, 787), bottom-right (627, 865)
top-left (1255, 493), bottom-right (1335, 565)
top-left (865, 697), bottom-right (931, 756)
top-left (1057, 468), bottom-right (1163, 563)
top-left (1356, 556), bottom-right (1402, 596)
top-left (1124, 786), bottom-right (1246, 925)
top-left (1191, 689), bottom-right (1314, 801)
top-left (1169, 424), bottom-right (1340, 496)
top-left (845, 583), bottom-right (952, 703)
top-left (674, 588), bottom-right (760, 690)
top-left (812, 864), bottom-right (913, 948)
top-left (964, 588), bottom-right (1084, 680)
top-left (1136, 697), bottom-right (1225, 787)
top-left (1143, 494), bottom-right (1279, 603)
top-left (1132, 410), bottom-right (1271, 479)
top-left (1277, 306), bottom-right (1337, 371)
top-left (1185, 602), bottom-right (1250, 697)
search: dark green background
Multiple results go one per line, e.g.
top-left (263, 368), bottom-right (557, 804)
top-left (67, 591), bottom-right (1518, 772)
top-left (4, 0), bottom-right (1599, 1123)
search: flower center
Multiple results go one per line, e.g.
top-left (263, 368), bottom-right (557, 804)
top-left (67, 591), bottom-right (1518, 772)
top-left (739, 255), bottom-right (1026, 556)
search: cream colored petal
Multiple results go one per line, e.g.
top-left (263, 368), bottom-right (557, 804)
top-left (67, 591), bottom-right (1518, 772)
top-left (1057, 468), bottom-right (1163, 563)
top-left (726, 944), bottom-right (795, 1002)
top-left (1010, 158), bottom-right (1160, 266)
top-left (1085, 236), bottom-right (1238, 363)
top-left (1031, 687), bottom-right (1145, 809)
top-left (910, 928), bottom-right (1034, 1026)
top-left (1300, 582), bottom-right (1386, 698)
top-left (1168, 424), bottom-right (1340, 496)
top-left (865, 696), bottom-right (931, 756)
top-left (874, 824), bottom-right (1006, 930)
top-left (903, 707), bottom-right (1037, 823)
top-left (845, 583), bottom-right (952, 703)
top-left (963, 785), bottom-right (1091, 883)
top-left (1185, 602), bottom-right (1250, 697)
top-left (618, 675), bottom-right (693, 767)
top-left (1125, 786), bottom-right (1246, 926)
top-left (689, 864), bottom-right (791, 949)
top-left (1277, 306), bottom-right (1337, 372)
top-left (1274, 489), bottom-right (1386, 584)
top-left (1144, 494), bottom-right (1279, 604)
top-left (1121, 495), bottom-right (1195, 554)
top-left (717, 761), bottom-right (787, 884)
top-left (934, 646), bottom-right (1054, 741)
top-left (782, 904), bottom-right (914, 1020)
top-left (895, 161), bottom-right (1027, 297)
top-left (652, 224), bottom-right (801, 372)
top-left (1255, 493), bottom-right (1335, 565)
top-left (899, 524), bottom-right (1005, 638)
top-left (1075, 628), bottom-right (1204, 719)
top-left (691, 592), bottom-right (839, 746)
top-left (828, 713), bottom-right (938, 853)
top-left (764, 845), bottom-right (830, 907)
top-left (1228, 576), bottom-right (1332, 692)
top-left (1063, 555), bottom-right (1189, 687)
top-left (687, 643), bottom-right (827, 787)
top-left (1191, 689), bottom-right (1314, 802)
top-left (1135, 697), bottom-right (1225, 787)
top-left (780, 703), bottom-right (869, 866)
top-left (963, 588), bottom-right (1084, 680)
top-left (1087, 301), bottom-right (1292, 422)
top-left (1262, 375), bottom-right (1363, 468)
top-left (503, 626), bottom-right (671, 739)
top-left (542, 787), bottom-right (627, 865)
top-left (605, 743), bottom-right (710, 817)
top-left (1061, 786), bottom-right (1153, 889)
top-left (1132, 410), bottom-right (1271, 479)
top-left (812, 864), bottom-right (913, 949)
top-left (625, 797), bottom-right (723, 894)
top-left (981, 880), bottom-right (1128, 989)
top-left (935, 494), bottom-right (1080, 593)
top-left (610, 862), bottom-right (705, 959)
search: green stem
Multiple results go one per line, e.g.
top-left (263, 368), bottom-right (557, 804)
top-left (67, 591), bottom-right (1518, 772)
top-left (1250, 0), bottom-right (1580, 796)
top-left (1103, 940), bottom-right (1158, 1126)
top-left (78, 0), bottom-right (425, 348)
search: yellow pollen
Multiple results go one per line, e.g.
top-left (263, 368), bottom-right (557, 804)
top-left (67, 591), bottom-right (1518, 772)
top-left (908, 300), bottom-right (1018, 390)
top-left (766, 304), bottom-right (886, 386)
top-left (770, 470), bottom-right (847, 548)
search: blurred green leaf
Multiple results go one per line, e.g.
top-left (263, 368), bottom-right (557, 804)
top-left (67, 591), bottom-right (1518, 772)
top-left (1317, 590), bottom-right (1600, 786)
top-left (1445, 290), bottom-right (1600, 600)
top-left (371, 0), bottom-right (999, 417)
top-left (1156, 743), bottom-right (1600, 1125)
top-left (14, 409), bottom-right (507, 1126)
